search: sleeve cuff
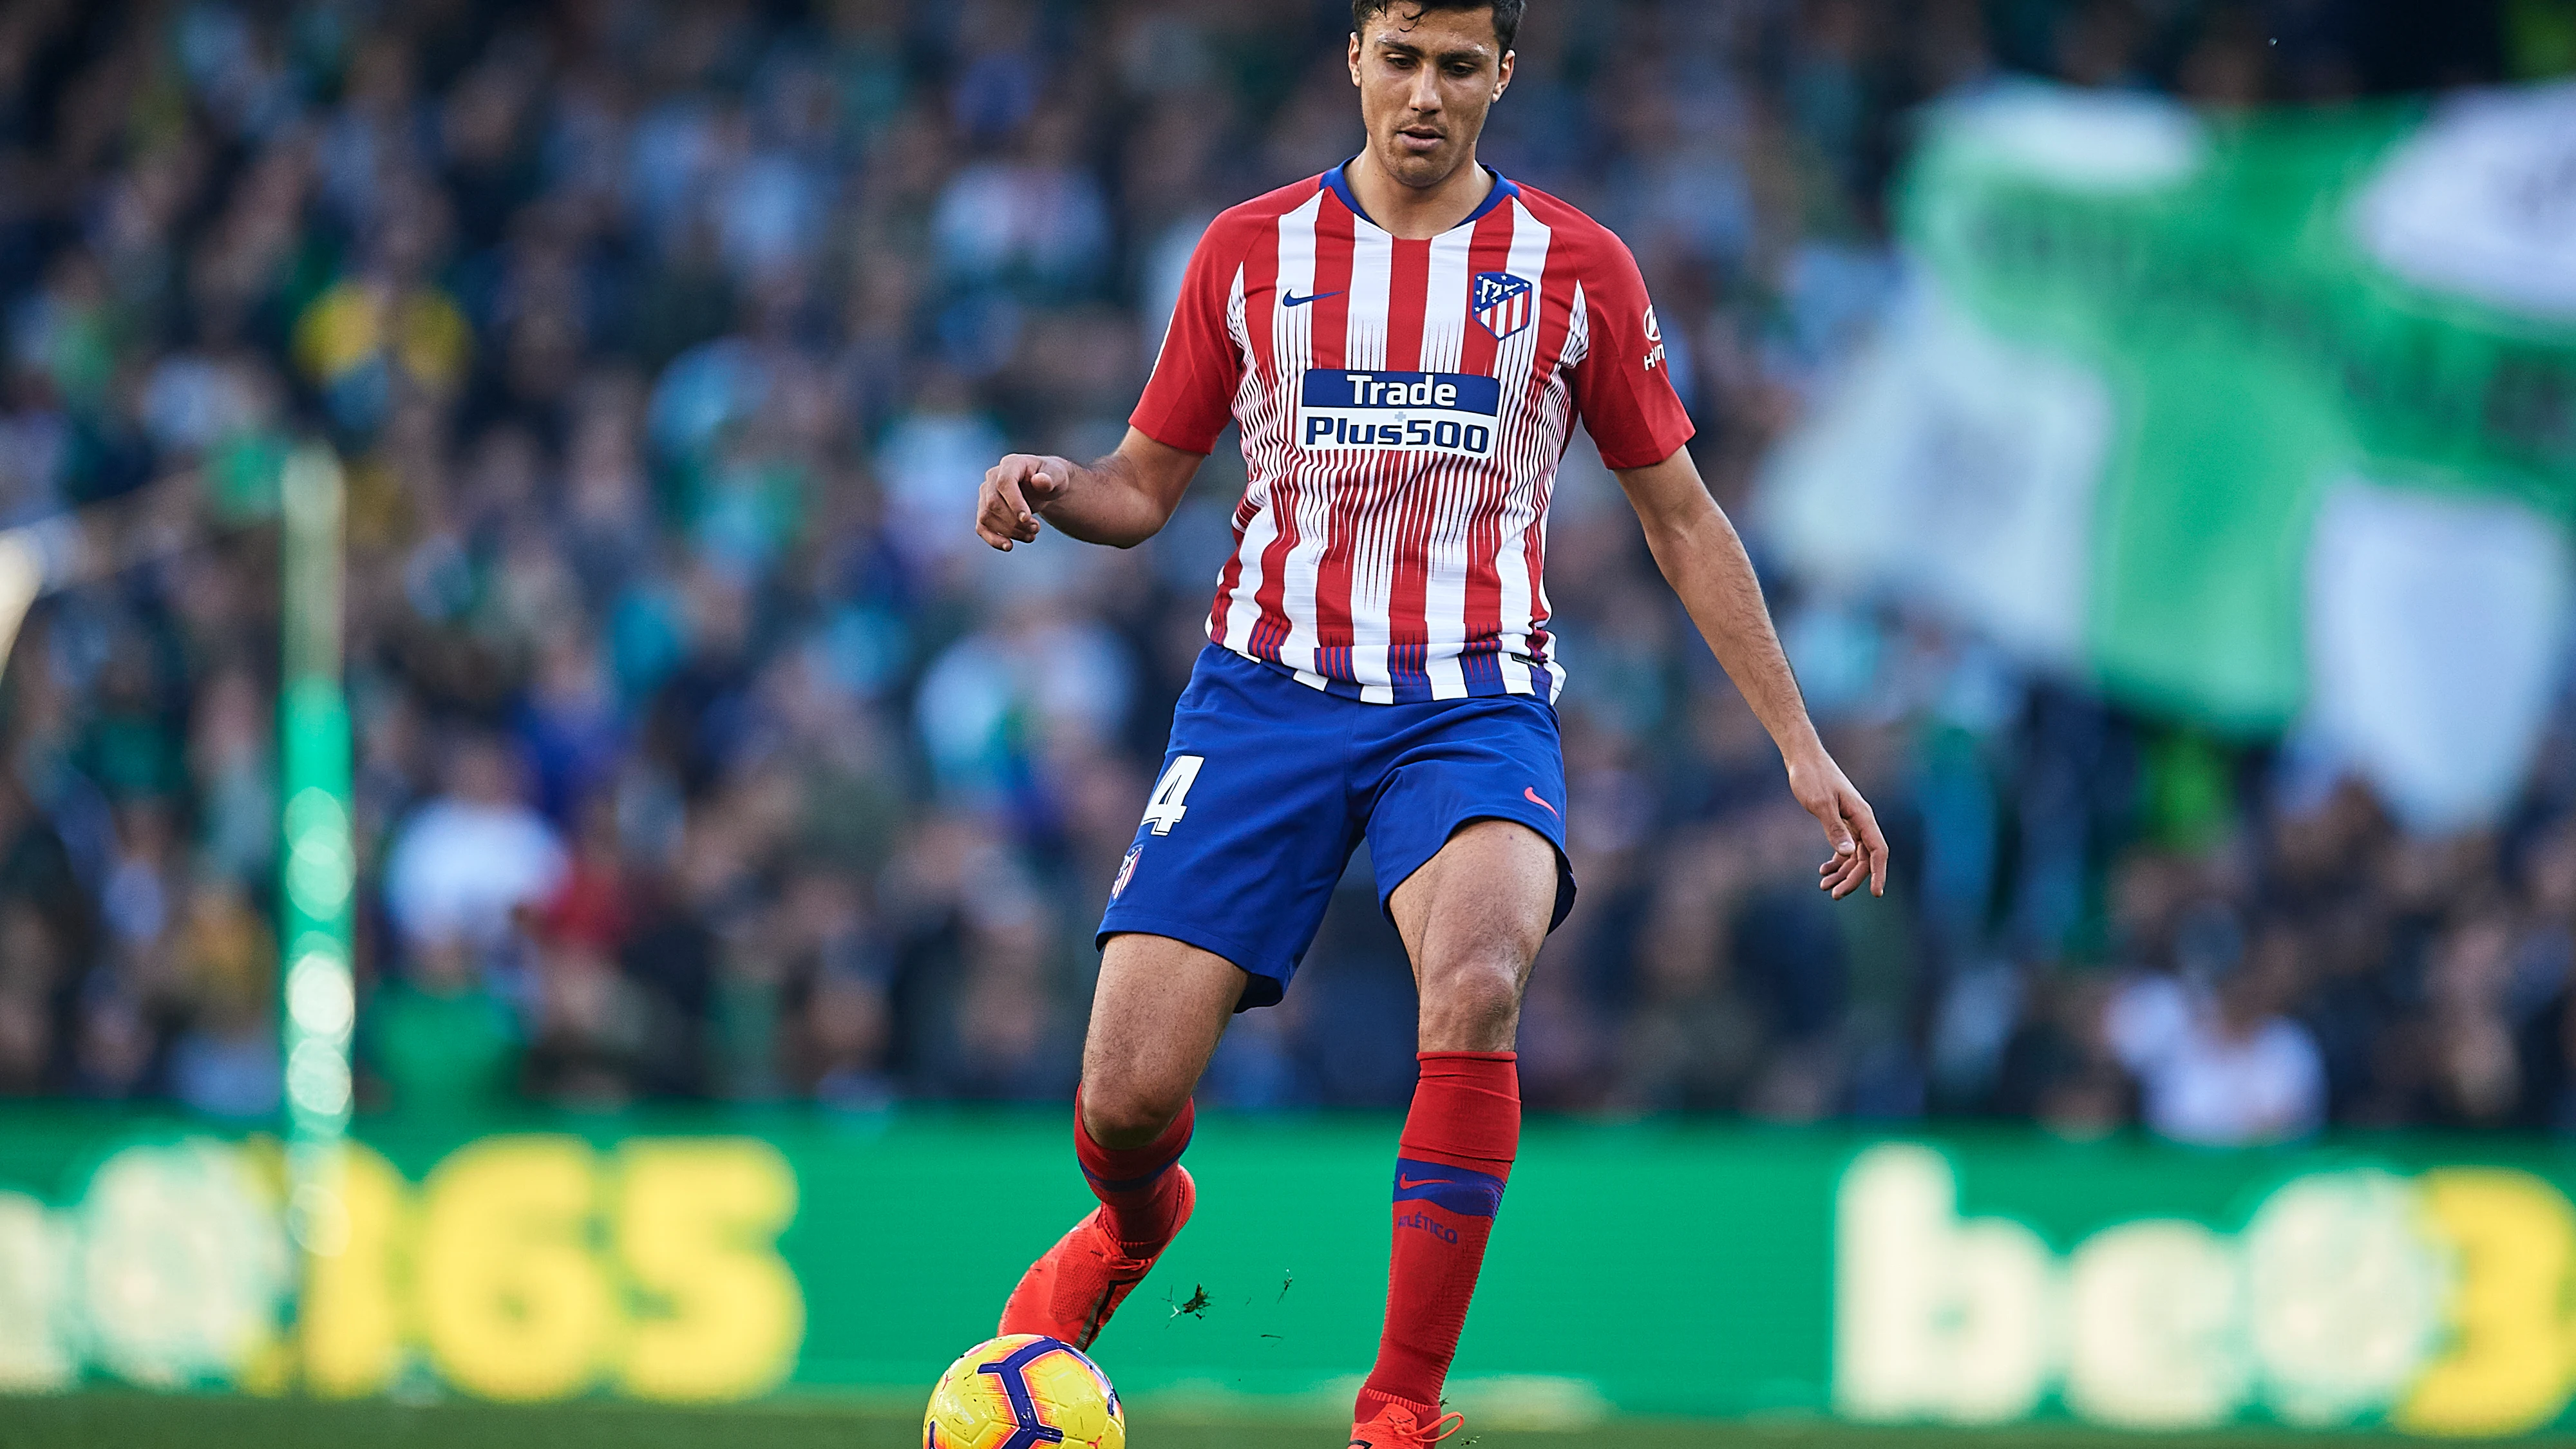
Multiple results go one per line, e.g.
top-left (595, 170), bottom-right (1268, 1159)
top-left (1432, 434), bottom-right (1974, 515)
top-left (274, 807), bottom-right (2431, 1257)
top-left (1128, 408), bottom-right (1223, 457)
top-left (1594, 425), bottom-right (1696, 472)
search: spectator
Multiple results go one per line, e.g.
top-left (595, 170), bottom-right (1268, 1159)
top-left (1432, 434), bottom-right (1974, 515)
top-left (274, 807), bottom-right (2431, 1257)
top-left (2107, 923), bottom-right (2327, 1146)
top-left (366, 934), bottom-right (521, 1112)
top-left (381, 734), bottom-right (567, 956)
top-left (167, 886), bottom-right (281, 1119)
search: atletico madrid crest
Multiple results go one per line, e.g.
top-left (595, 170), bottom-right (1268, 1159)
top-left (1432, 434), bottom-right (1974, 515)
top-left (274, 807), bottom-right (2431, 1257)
top-left (1472, 272), bottom-right (1534, 341)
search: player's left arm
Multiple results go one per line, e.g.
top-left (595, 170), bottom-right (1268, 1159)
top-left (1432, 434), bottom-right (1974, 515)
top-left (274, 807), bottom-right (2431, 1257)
top-left (1615, 446), bottom-right (1889, 900)
top-left (1569, 222), bottom-right (1888, 898)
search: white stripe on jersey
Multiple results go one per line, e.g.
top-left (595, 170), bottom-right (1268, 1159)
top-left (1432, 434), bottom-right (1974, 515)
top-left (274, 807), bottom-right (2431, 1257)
top-left (1338, 222), bottom-right (1398, 695)
top-left (1415, 224), bottom-right (1479, 701)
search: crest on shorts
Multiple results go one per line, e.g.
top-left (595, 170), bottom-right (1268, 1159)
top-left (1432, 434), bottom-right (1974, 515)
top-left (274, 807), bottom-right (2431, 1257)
top-left (1472, 272), bottom-right (1534, 341)
top-left (1110, 844), bottom-right (1143, 900)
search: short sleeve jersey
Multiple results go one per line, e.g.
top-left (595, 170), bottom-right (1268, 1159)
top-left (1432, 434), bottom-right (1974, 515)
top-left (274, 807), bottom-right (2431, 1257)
top-left (1132, 164), bottom-right (1694, 703)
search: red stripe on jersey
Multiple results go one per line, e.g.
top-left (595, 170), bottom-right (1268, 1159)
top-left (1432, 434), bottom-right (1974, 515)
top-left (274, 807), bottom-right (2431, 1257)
top-left (1311, 198), bottom-right (1358, 374)
top-left (1384, 238), bottom-right (1430, 366)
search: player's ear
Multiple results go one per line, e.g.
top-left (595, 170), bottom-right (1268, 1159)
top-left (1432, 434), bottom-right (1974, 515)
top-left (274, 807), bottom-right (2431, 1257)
top-left (1348, 32), bottom-right (1363, 86)
top-left (1494, 49), bottom-right (1513, 101)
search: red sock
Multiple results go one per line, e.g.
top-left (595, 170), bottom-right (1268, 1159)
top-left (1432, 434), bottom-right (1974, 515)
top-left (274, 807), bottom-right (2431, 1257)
top-left (1074, 1091), bottom-right (1194, 1254)
top-left (1358, 1052), bottom-right (1519, 1421)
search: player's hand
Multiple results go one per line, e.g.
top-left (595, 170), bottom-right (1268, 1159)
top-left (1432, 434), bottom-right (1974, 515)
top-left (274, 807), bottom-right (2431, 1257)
top-left (976, 454), bottom-right (1073, 551)
top-left (1786, 746), bottom-right (1888, 900)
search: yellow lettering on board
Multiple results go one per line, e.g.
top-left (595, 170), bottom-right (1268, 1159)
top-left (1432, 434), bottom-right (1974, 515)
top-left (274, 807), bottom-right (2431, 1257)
top-left (415, 1137), bottom-right (616, 1401)
top-left (298, 1144), bottom-right (411, 1397)
top-left (2397, 1168), bottom-right (2576, 1437)
top-left (612, 1139), bottom-right (804, 1401)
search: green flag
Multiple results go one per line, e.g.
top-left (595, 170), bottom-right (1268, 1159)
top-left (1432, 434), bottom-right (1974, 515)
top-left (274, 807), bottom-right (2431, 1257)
top-left (1764, 83), bottom-right (2576, 826)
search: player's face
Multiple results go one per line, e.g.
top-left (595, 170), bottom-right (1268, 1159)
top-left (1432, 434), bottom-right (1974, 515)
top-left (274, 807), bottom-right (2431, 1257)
top-left (1348, 6), bottom-right (1514, 191)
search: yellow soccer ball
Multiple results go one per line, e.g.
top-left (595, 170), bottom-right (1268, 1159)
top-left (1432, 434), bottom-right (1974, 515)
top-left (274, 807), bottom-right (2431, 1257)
top-left (922, 1334), bottom-right (1126, 1449)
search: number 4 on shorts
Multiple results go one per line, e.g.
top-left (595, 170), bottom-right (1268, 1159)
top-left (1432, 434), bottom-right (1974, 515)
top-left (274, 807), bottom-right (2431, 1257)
top-left (1141, 754), bottom-right (1205, 835)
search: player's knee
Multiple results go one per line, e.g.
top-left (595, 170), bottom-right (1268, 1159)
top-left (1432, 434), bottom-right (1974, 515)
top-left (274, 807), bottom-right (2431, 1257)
top-left (1079, 1077), bottom-right (1189, 1149)
top-left (1419, 955), bottom-right (1524, 1049)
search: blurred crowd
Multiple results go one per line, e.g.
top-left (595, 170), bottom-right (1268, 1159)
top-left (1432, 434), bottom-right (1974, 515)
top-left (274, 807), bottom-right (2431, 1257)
top-left (0, 0), bottom-right (2567, 1140)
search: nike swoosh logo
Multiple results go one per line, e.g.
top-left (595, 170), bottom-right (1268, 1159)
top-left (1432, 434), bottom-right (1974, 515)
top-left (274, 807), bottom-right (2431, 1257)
top-left (1524, 786), bottom-right (1559, 819)
top-left (1282, 290), bottom-right (1341, 308)
top-left (1397, 1174), bottom-right (1455, 1190)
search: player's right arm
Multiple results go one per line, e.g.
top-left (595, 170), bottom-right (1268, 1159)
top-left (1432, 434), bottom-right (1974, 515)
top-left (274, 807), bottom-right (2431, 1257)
top-left (976, 430), bottom-right (1206, 551)
top-left (976, 202), bottom-right (1263, 554)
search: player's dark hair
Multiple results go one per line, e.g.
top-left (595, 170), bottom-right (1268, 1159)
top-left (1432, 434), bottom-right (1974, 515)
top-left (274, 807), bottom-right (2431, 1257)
top-left (1351, 0), bottom-right (1524, 55)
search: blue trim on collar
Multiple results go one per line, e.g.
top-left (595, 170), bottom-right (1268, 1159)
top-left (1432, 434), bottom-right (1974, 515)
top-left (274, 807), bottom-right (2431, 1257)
top-left (1321, 160), bottom-right (1519, 232)
top-left (1321, 161), bottom-right (1366, 220)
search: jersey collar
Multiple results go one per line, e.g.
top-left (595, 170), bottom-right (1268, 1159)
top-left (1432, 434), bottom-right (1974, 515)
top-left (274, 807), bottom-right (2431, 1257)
top-left (1323, 158), bottom-right (1519, 234)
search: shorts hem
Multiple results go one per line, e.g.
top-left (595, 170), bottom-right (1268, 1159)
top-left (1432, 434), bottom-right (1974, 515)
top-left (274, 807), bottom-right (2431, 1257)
top-left (1094, 913), bottom-right (1295, 1010)
top-left (1373, 807), bottom-right (1578, 933)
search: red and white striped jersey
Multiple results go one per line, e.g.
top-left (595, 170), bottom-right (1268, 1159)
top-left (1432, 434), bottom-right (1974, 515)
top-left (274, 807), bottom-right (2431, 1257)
top-left (1132, 164), bottom-right (1694, 704)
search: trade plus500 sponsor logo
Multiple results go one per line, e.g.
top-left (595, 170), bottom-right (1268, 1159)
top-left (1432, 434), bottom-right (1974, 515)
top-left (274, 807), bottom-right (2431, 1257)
top-left (1300, 370), bottom-right (1500, 459)
top-left (1834, 1142), bottom-right (2571, 1437)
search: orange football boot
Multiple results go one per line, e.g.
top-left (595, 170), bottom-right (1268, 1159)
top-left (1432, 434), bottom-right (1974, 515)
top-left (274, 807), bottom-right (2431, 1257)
top-left (1348, 1399), bottom-right (1466, 1448)
top-left (996, 1166), bottom-right (1195, 1350)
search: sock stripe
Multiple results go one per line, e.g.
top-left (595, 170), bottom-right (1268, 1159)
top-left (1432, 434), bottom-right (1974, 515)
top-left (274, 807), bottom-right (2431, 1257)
top-left (1392, 1155), bottom-right (1505, 1218)
top-left (1391, 1141), bottom-right (1514, 1175)
top-left (1079, 1154), bottom-right (1184, 1194)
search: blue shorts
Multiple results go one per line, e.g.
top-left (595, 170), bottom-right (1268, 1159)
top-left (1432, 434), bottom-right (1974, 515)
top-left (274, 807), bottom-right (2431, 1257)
top-left (1098, 645), bottom-right (1574, 1010)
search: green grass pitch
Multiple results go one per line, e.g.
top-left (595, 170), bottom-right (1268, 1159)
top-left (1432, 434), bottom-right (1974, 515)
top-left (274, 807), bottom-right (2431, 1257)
top-left (3, 1396), bottom-right (2564, 1449)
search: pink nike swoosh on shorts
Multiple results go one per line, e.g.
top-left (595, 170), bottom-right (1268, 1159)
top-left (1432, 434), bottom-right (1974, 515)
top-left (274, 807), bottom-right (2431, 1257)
top-left (1524, 787), bottom-right (1558, 819)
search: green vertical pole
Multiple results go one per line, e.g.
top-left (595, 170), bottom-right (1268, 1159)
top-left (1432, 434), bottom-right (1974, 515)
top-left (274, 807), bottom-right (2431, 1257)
top-left (278, 446), bottom-right (355, 1336)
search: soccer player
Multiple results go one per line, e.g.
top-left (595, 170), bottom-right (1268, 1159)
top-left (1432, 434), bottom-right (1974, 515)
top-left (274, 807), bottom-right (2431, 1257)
top-left (974, 2), bottom-right (1888, 1444)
